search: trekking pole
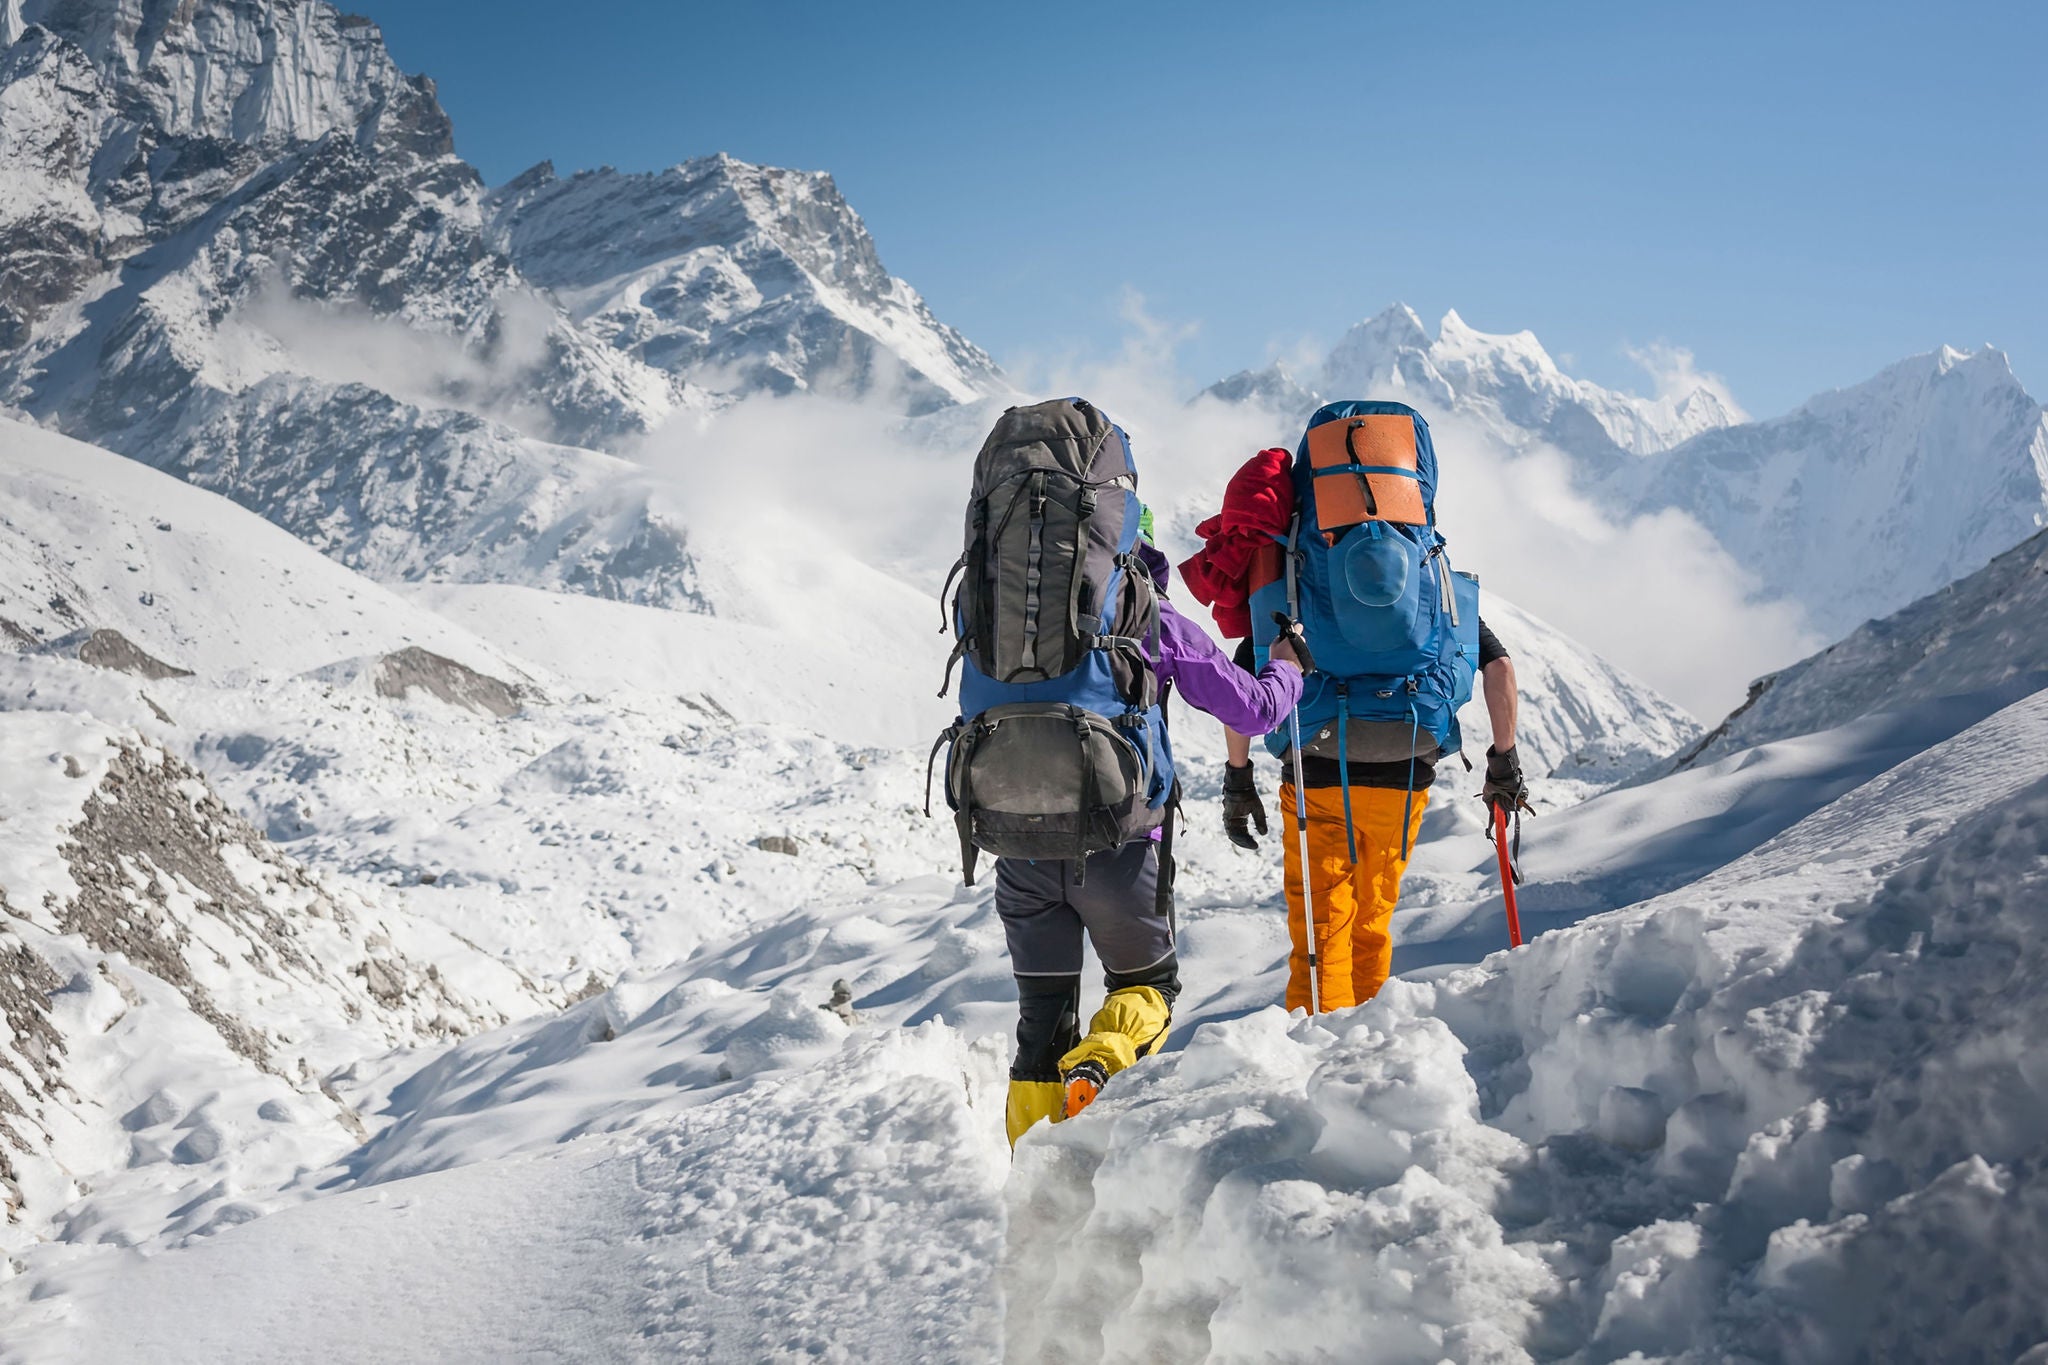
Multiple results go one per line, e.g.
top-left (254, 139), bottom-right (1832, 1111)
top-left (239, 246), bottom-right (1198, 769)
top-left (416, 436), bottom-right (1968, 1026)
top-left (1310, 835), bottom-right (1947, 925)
top-left (1492, 804), bottom-right (1524, 949)
top-left (1272, 612), bottom-right (1321, 1014)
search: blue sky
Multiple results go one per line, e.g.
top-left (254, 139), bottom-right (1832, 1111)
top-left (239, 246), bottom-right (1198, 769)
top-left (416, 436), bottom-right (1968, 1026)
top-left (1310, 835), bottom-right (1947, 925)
top-left (376, 1), bottom-right (2045, 417)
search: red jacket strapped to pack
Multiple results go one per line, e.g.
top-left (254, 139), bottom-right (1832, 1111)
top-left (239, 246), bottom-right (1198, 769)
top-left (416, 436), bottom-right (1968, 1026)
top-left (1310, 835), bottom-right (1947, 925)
top-left (1176, 447), bottom-right (1296, 640)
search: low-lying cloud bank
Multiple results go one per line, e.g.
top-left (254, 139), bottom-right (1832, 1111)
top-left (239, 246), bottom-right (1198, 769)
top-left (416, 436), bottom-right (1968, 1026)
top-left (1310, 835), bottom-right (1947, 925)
top-left (630, 299), bottom-right (1819, 725)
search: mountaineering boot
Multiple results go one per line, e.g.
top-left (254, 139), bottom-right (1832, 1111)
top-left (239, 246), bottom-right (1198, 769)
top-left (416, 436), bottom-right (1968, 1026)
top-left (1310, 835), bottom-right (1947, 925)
top-left (1063, 1060), bottom-right (1109, 1119)
top-left (1055, 984), bottom-right (1173, 1122)
top-left (1006, 1079), bottom-right (1064, 1146)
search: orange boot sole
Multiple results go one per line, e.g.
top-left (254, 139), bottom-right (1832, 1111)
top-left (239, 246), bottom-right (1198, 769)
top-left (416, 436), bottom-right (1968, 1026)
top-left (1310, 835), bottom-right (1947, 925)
top-left (1062, 1060), bottom-right (1108, 1119)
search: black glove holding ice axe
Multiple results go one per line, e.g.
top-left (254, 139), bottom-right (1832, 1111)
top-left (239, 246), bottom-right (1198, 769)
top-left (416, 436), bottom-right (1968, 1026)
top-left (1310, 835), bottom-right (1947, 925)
top-left (1482, 744), bottom-right (1534, 818)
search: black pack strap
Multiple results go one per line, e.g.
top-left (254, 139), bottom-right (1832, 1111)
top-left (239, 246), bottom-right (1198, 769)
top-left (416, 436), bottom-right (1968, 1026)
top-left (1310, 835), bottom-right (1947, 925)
top-left (1343, 420), bottom-right (1381, 519)
top-left (1156, 783), bottom-right (1181, 926)
top-left (950, 722), bottom-right (985, 884)
top-left (923, 724), bottom-right (960, 818)
top-left (936, 636), bottom-right (968, 699)
top-left (937, 553), bottom-right (966, 632)
top-left (1283, 514), bottom-right (1303, 631)
top-left (1072, 714), bottom-right (1094, 882)
top-left (1020, 471), bottom-right (1049, 672)
top-left (957, 808), bottom-right (979, 887)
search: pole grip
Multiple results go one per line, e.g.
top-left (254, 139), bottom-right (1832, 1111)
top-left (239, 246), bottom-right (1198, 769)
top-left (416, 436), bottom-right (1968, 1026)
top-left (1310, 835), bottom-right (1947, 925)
top-left (1270, 611), bottom-right (1317, 674)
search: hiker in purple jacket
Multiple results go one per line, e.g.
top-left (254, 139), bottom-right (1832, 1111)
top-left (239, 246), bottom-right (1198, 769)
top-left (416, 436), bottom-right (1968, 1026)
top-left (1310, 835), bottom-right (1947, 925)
top-left (997, 538), bottom-right (1302, 1139)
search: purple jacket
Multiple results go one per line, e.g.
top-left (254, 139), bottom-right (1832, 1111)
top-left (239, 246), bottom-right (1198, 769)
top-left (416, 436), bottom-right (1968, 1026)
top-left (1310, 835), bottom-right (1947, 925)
top-left (1139, 544), bottom-right (1301, 736)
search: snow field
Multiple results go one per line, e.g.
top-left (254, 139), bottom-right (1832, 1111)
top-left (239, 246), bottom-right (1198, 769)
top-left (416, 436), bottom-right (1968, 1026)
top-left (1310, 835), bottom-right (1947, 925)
top-left (0, 418), bottom-right (527, 682)
top-left (1004, 688), bottom-right (2048, 1363)
top-left (7, 372), bottom-right (2048, 1359)
top-left (7, 1025), bottom-right (1009, 1364)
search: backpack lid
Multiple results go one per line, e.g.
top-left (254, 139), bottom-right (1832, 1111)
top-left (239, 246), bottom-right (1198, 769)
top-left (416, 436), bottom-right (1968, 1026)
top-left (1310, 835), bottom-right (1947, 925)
top-left (1296, 401), bottom-right (1438, 532)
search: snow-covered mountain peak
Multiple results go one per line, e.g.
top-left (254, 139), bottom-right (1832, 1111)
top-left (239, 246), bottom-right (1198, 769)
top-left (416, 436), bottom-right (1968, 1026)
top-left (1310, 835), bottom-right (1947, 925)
top-left (1433, 306), bottom-right (1545, 360)
top-left (0, 0), bottom-right (1017, 621)
top-left (1618, 341), bottom-right (2048, 639)
top-left (1798, 341), bottom-right (2024, 422)
top-left (1215, 302), bottom-right (1744, 461)
top-left (1339, 300), bottom-right (1433, 356)
top-left (489, 153), bottom-right (1002, 412)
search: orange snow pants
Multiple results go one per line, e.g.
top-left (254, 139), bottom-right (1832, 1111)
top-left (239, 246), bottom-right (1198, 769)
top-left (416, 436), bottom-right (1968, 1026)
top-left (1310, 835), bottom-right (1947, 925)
top-left (1280, 783), bottom-right (1430, 1012)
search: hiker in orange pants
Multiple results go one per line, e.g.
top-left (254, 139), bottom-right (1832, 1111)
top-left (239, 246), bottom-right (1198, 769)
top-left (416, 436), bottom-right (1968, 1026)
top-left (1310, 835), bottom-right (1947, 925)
top-left (1278, 783), bottom-right (1429, 1010)
top-left (1221, 625), bottom-right (1524, 1011)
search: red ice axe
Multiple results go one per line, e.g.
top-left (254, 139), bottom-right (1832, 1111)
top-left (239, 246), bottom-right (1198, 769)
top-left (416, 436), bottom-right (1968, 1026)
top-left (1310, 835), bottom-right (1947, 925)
top-left (1492, 804), bottom-right (1524, 949)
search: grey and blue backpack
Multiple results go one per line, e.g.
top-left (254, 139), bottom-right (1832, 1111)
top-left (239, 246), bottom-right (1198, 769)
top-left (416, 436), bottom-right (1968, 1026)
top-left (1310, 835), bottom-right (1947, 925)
top-left (930, 398), bottom-right (1177, 884)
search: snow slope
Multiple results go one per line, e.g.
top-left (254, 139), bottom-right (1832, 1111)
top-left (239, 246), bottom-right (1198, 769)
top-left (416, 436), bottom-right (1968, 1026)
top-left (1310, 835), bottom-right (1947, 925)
top-left (1455, 594), bottom-right (1698, 786)
top-left (1680, 524), bottom-right (2048, 769)
top-left (1005, 685), bottom-right (2048, 1364)
top-left (6, 638), bottom-right (2042, 1361)
top-left (9, 1025), bottom-right (1010, 1364)
top-left (1613, 345), bottom-right (2048, 640)
top-left (0, 416), bottom-right (525, 680)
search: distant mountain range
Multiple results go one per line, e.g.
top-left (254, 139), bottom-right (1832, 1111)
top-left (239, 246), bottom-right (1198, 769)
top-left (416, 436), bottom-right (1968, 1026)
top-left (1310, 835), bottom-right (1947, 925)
top-left (4, 0), bottom-right (2045, 654)
top-left (1205, 305), bottom-right (2048, 640)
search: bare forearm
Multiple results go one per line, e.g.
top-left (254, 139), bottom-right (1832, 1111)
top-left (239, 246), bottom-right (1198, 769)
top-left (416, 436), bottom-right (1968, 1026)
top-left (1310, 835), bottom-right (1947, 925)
top-left (1226, 728), bottom-right (1253, 766)
top-left (1483, 656), bottom-right (1518, 751)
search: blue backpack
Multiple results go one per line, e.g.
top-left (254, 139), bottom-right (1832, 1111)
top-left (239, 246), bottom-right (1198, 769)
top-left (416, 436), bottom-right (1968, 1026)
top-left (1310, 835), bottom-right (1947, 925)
top-left (1249, 401), bottom-right (1480, 856)
top-left (931, 398), bottom-right (1176, 885)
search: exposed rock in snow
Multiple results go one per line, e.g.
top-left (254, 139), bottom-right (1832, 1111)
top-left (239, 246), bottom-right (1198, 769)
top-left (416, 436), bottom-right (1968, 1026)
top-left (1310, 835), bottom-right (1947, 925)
top-left (75, 628), bottom-right (190, 680)
top-left (372, 646), bottom-right (520, 718)
top-left (0, 713), bottom-right (546, 1235)
top-left (11, 0), bottom-right (453, 153)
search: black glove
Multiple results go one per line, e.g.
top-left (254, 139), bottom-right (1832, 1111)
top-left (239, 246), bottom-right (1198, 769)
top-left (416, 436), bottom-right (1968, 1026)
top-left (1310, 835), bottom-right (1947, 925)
top-left (1222, 762), bottom-right (1267, 851)
top-left (1482, 744), bottom-right (1532, 816)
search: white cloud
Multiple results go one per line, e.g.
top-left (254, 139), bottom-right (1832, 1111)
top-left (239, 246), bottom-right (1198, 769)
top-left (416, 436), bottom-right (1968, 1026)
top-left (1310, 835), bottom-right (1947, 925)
top-left (1624, 340), bottom-right (1748, 421)
top-left (628, 295), bottom-right (1817, 724)
top-left (217, 275), bottom-right (561, 435)
top-left (1424, 411), bottom-right (1820, 718)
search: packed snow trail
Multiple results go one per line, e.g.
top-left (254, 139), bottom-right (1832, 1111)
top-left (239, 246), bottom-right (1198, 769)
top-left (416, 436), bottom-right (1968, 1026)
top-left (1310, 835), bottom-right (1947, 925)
top-left (3, 1027), bottom-right (1009, 1363)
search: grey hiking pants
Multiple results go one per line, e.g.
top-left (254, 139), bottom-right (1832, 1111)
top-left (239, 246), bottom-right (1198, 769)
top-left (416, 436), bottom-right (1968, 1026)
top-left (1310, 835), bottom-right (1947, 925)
top-left (997, 839), bottom-right (1180, 1083)
top-left (994, 839), bottom-right (1175, 979)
